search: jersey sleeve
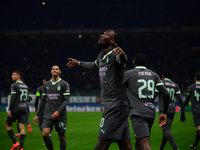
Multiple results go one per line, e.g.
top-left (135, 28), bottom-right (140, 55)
top-left (57, 82), bottom-right (70, 113)
top-left (184, 85), bottom-right (192, 107)
top-left (36, 86), bottom-right (47, 117)
top-left (116, 52), bottom-right (128, 65)
top-left (35, 87), bottom-right (41, 110)
top-left (79, 53), bottom-right (101, 70)
top-left (9, 84), bottom-right (17, 111)
top-left (155, 75), bottom-right (170, 114)
top-left (175, 84), bottom-right (182, 95)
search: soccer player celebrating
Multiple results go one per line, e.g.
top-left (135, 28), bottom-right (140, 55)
top-left (123, 53), bottom-right (170, 150)
top-left (158, 70), bottom-right (185, 150)
top-left (184, 72), bottom-right (200, 149)
top-left (33, 65), bottom-right (70, 150)
top-left (5, 70), bottom-right (29, 150)
top-left (67, 30), bottom-right (132, 150)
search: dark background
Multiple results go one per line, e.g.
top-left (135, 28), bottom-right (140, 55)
top-left (1, 0), bottom-right (200, 95)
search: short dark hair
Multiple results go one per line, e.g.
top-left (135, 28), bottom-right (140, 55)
top-left (195, 73), bottom-right (200, 81)
top-left (134, 53), bottom-right (147, 66)
top-left (13, 70), bottom-right (23, 78)
top-left (52, 65), bottom-right (62, 71)
top-left (163, 70), bottom-right (173, 80)
top-left (114, 31), bottom-right (122, 47)
top-left (43, 76), bottom-right (51, 81)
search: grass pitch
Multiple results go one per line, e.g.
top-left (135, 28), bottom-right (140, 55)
top-left (0, 112), bottom-right (196, 150)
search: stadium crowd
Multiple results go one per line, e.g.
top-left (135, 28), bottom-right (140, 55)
top-left (1, 31), bottom-right (199, 96)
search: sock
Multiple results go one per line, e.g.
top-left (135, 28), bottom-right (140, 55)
top-left (44, 138), bottom-right (53, 150)
top-left (159, 134), bottom-right (167, 150)
top-left (39, 124), bottom-right (43, 132)
top-left (20, 134), bottom-right (25, 149)
top-left (164, 130), bottom-right (178, 150)
top-left (7, 129), bottom-right (17, 144)
top-left (60, 141), bottom-right (67, 150)
top-left (194, 130), bottom-right (200, 146)
top-left (17, 123), bottom-right (20, 134)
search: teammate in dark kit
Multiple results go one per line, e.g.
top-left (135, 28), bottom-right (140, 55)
top-left (158, 70), bottom-right (185, 150)
top-left (15, 96), bottom-right (32, 137)
top-left (123, 53), bottom-right (170, 150)
top-left (184, 73), bottom-right (200, 149)
top-left (35, 76), bottom-right (51, 144)
top-left (67, 30), bottom-right (132, 150)
top-left (5, 70), bottom-right (29, 150)
top-left (33, 65), bottom-right (70, 150)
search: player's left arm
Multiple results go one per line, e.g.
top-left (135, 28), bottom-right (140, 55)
top-left (184, 86), bottom-right (192, 107)
top-left (52, 82), bottom-right (70, 120)
top-left (155, 76), bottom-right (170, 126)
top-left (112, 43), bottom-right (128, 65)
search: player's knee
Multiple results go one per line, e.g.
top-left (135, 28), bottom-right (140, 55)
top-left (42, 132), bottom-right (49, 138)
top-left (58, 133), bottom-right (66, 142)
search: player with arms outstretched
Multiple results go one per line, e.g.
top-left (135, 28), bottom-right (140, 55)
top-left (33, 65), bottom-right (70, 150)
top-left (184, 72), bottom-right (200, 149)
top-left (123, 53), bottom-right (170, 150)
top-left (158, 70), bottom-right (185, 150)
top-left (5, 70), bottom-right (29, 150)
top-left (67, 30), bottom-right (132, 150)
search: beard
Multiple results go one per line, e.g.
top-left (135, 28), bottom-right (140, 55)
top-left (97, 42), bottom-right (112, 49)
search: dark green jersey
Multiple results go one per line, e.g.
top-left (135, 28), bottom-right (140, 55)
top-left (184, 82), bottom-right (200, 114)
top-left (124, 66), bottom-right (169, 118)
top-left (159, 78), bottom-right (184, 113)
top-left (37, 78), bottom-right (70, 120)
top-left (79, 51), bottom-right (128, 111)
top-left (9, 81), bottom-right (29, 113)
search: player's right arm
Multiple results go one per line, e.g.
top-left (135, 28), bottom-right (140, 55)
top-left (67, 56), bottom-right (100, 70)
top-left (8, 84), bottom-right (17, 117)
top-left (33, 86), bottom-right (47, 124)
top-left (35, 88), bottom-right (41, 112)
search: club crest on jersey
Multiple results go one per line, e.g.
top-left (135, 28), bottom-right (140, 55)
top-left (57, 85), bottom-right (61, 91)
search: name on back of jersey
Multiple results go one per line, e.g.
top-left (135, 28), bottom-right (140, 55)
top-left (165, 82), bottom-right (175, 87)
top-left (138, 71), bottom-right (152, 76)
top-left (196, 85), bottom-right (200, 89)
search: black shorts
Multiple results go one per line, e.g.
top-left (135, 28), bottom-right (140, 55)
top-left (192, 113), bottom-right (200, 127)
top-left (98, 105), bottom-right (131, 140)
top-left (42, 118), bottom-right (67, 133)
top-left (6, 111), bottom-right (27, 125)
top-left (160, 113), bottom-right (175, 130)
top-left (130, 115), bottom-right (154, 140)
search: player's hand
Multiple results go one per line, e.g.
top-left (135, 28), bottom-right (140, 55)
top-left (180, 112), bottom-right (186, 122)
top-left (8, 111), bottom-right (12, 118)
top-left (112, 43), bottom-right (124, 56)
top-left (67, 58), bottom-right (79, 67)
top-left (158, 113), bottom-right (167, 127)
top-left (33, 116), bottom-right (38, 124)
top-left (35, 109), bottom-right (37, 113)
top-left (52, 111), bottom-right (60, 120)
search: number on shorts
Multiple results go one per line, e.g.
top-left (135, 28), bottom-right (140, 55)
top-left (59, 121), bottom-right (64, 127)
top-left (100, 118), bottom-right (105, 127)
